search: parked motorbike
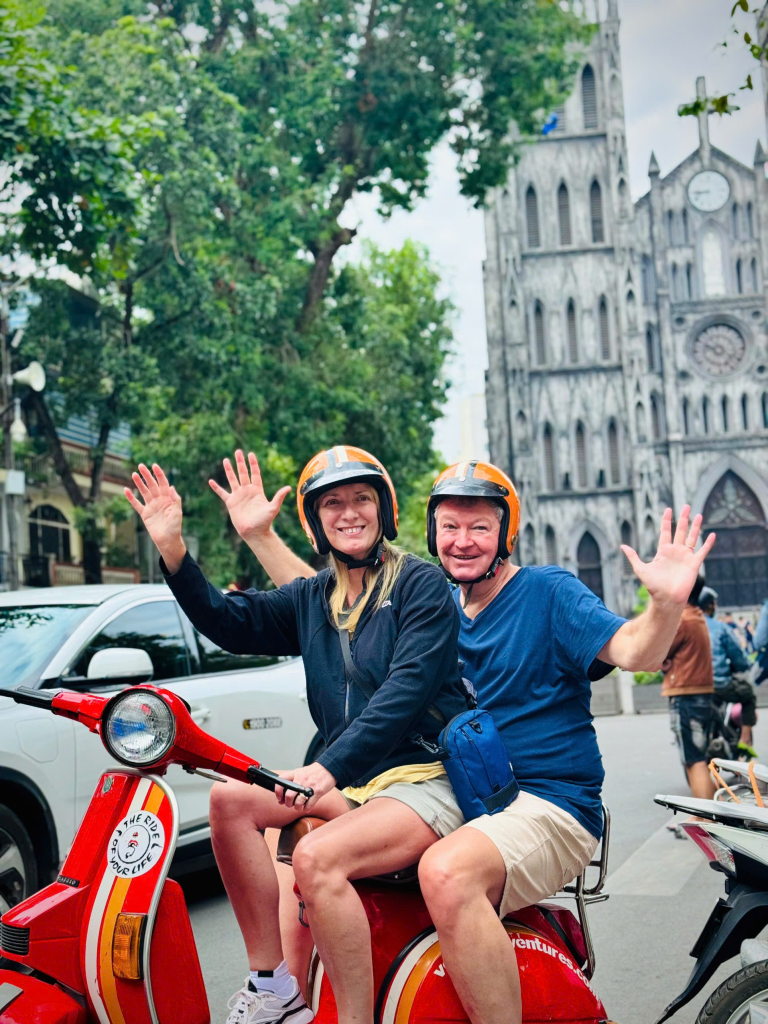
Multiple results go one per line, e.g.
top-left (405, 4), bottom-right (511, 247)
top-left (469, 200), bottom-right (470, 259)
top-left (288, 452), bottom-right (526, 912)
top-left (0, 682), bottom-right (616, 1023)
top-left (655, 759), bottom-right (768, 1024)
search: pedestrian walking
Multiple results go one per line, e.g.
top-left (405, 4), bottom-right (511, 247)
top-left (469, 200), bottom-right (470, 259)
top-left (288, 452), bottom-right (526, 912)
top-left (663, 575), bottom-right (716, 818)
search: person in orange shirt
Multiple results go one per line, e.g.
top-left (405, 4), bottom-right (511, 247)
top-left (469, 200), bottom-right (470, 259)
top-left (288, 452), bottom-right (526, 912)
top-left (662, 575), bottom-right (716, 810)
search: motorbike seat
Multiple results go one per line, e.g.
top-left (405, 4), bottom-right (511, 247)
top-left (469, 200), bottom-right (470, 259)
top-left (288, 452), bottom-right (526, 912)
top-left (276, 817), bottom-right (419, 884)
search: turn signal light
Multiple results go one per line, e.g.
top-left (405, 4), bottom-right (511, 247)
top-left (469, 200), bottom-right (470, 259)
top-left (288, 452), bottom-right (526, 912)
top-left (112, 913), bottom-right (146, 980)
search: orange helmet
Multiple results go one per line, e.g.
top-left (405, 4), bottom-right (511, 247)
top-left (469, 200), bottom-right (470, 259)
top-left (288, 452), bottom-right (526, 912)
top-left (297, 446), bottom-right (398, 557)
top-left (427, 460), bottom-right (520, 562)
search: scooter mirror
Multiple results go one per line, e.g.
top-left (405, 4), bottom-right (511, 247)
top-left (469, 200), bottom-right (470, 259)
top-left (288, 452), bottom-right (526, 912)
top-left (87, 647), bottom-right (154, 683)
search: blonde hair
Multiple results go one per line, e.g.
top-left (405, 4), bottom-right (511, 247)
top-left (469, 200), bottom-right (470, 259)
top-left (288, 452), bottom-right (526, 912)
top-left (324, 485), bottom-right (407, 633)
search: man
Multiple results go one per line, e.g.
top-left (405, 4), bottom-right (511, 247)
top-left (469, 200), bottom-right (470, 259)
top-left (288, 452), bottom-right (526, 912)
top-left (660, 576), bottom-right (716, 818)
top-left (215, 451), bottom-right (715, 1024)
top-left (413, 461), bottom-right (715, 1024)
top-left (699, 585), bottom-right (757, 757)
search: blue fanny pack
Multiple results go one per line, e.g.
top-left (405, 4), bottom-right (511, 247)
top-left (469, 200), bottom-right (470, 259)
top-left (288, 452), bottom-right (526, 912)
top-left (438, 708), bottom-right (520, 820)
top-left (337, 629), bottom-right (519, 821)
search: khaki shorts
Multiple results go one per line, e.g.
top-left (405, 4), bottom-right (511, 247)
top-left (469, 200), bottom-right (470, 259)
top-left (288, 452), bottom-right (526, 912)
top-left (367, 774), bottom-right (465, 839)
top-left (463, 790), bottom-right (599, 917)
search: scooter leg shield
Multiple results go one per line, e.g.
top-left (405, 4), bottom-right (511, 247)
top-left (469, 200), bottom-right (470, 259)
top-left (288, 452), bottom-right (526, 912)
top-left (0, 970), bottom-right (87, 1023)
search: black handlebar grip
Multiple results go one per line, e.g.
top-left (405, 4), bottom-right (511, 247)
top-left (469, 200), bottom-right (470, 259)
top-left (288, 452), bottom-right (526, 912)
top-left (246, 765), bottom-right (314, 799)
top-left (0, 687), bottom-right (57, 709)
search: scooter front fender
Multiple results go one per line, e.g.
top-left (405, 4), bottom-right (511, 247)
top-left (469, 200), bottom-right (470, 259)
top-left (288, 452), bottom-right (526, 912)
top-left (0, 968), bottom-right (87, 1023)
top-left (654, 883), bottom-right (768, 1023)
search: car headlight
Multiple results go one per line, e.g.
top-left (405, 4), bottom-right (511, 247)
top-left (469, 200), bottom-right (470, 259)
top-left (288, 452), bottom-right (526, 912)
top-left (104, 691), bottom-right (175, 766)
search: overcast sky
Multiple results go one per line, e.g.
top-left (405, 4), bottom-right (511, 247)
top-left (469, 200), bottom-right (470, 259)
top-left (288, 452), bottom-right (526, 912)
top-left (341, 0), bottom-right (764, 464)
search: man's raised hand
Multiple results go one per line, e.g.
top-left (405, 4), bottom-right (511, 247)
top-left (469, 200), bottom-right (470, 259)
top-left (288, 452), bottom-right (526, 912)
top-left (621, 505), bottom-right (716, 607)
top-left (124, 464), bottom-right (186, 571)
top-left (209, 450), bottom-right (291, 542)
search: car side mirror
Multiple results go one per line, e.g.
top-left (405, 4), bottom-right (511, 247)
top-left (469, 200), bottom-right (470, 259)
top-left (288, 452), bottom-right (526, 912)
top-left (87, 647), bottom-right (154, 683)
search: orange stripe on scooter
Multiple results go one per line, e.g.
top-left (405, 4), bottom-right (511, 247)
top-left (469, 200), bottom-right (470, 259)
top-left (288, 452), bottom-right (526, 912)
top-left (99, 877), bottom-right (131, 1024)
top-left (394, 942), bottom-right (443, 1024)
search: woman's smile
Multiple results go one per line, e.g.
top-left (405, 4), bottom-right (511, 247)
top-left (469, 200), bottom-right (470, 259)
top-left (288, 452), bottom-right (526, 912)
top-left (317, 483), bottom-right (380, 555)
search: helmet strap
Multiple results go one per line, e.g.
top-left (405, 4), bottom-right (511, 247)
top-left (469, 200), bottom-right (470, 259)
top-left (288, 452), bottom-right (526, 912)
top-left (331, 540), bottom-right (386, 570)
top-left (441, 555), bottom-right (504, 595)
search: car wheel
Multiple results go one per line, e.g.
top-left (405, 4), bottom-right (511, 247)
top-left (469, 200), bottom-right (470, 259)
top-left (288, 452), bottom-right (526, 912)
top-left (0, 805), bottom-right (38, 915)
top-left (304, 732), bottom-right (327, 766)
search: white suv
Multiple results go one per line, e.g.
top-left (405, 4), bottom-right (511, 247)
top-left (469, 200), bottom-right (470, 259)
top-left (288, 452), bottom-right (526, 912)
top-left (0, 584), bottom-right (319, 913)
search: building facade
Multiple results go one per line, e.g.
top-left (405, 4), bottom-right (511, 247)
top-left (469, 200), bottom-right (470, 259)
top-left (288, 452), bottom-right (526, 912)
top-left (482, 0), bottom-right (768, 614)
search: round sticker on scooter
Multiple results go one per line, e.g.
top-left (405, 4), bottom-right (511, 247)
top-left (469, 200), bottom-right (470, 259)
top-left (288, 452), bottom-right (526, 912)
top-left (107, 811), bottom-right (166, 878)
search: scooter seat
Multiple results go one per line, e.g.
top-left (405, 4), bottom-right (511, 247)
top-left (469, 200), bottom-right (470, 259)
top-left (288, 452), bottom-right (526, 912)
top-left (277, 817), bottom-right (419, 884)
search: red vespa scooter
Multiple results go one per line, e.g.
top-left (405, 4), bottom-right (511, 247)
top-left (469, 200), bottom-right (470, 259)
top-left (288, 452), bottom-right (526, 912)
top-left (0, 683), bottom-right (616, 1024)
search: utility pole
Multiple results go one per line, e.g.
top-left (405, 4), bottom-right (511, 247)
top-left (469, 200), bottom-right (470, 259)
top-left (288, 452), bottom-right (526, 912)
top-left (0, 293), bottom-right (19, 590)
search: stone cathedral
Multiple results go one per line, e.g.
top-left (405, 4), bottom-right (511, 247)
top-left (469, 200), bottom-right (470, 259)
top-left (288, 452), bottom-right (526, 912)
top-left (482, 0), bottom-right (768, 616)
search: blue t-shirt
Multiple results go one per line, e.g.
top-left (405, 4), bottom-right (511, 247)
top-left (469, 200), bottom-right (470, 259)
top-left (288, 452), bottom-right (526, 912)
top-left (455, 566), bottom-right (626, 839)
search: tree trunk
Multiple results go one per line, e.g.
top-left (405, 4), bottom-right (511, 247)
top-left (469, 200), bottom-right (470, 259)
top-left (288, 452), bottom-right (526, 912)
top-left (296, 226), bottom-right (357, 333)
top-left (30, 391), bottom-right (107, 584)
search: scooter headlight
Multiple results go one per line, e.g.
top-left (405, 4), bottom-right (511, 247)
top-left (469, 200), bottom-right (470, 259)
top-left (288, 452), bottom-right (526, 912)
top-left (104, 691), bottom-right (175, 766)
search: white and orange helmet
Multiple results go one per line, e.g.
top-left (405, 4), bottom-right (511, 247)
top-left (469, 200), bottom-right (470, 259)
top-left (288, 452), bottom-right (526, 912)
top-left (427, 460), bottom-right (520, 561)
top-left (297, 445), bottom-right (398, 556)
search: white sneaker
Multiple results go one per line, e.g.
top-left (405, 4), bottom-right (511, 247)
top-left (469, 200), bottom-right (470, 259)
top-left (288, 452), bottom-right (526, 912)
top-left (741, 936), bottom-right (768, 968)
top-left (225, 980), bottom-right (314, 1024)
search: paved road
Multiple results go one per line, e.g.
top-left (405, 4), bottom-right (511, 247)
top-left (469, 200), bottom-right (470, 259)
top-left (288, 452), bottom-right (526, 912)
top-left (184, 710), bottom-right (768, 1023)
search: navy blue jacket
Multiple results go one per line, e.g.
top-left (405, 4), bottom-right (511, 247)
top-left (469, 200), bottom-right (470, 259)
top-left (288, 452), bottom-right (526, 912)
top-left (162, 553), bottom-right (468, 788)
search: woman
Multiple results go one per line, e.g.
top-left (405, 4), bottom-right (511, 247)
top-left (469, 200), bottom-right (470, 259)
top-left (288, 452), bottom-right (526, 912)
top-left (125, 446), bottom-right (468, 1024)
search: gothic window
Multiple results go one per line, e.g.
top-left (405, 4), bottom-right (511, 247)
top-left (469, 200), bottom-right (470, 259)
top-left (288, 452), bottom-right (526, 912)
top-left (599, 297), bottom-right (611, 359)
top-left (621, 521), bottom-right (634, 573)
top-left (666, 211), bottom-right (675, 245)
top-left (646, 326), bottom-right (657, 371)
top-left (635, 401), bottom-right (647, 442)
top-left (747, 202), bottom-right (754, 239)
top-left (651, 393), bottom-right (663, 439)
top-left (533, 301), bottom-right (546, 364)
top-left (742, 394), bottom-right (749, 431)
top-left (29, 504), bottom-right (72, 563)
top-left (702, 228), bottom-right (726, 296)
top-left (732, 203), bottom-right (740, 238)
top-left (682, 397), bottom-right (690, 436)
top-left (575, 421), bottom-right (588, 488)
top-left (526, 186), bottom-right (540, 248)
top-left (641, 256), bottom-right (655, 303)
top-left (702, 396), bottom-right (710, 434)
top-left (751, 258), bottom-right (759, 293)
top-left (590, 181), bottom-right (604, 243)
top-left (553, 106), bottom-right (566, 132)
top-left (763, 393), bottom-right (768, 429)
top-left (671, 263), bottom-right (679, 300)
top-left (558, 183), bottom-right (572, 245)
top-left (516, 410), bottom-right (529, 449)
top-left (545, 525), bottom-right (557, 565)
top-left (577, 532), bottom-right (604, 599)
top-left (682, 208), bottom-right (689, 244)
top-left (736, 259), bottom-right (743, 294)
top-left (722, 394), bottom-right (730, 432)
top-left (702, 472), bottom-right (768, 607)
top-left (523, 523), bottom-right (537, 566)
top-left (543, 423), bottom-right (556, 490)
top-left (626, 289), bottom-right (637, 329)
top-left (607, 419), bottom-right (620, 484)
top-left (582, 64), bottom-right (598, 129)
top-left (618, 178), bottom-right (628, 218)
top-left (686, 263), bottom-right (693, 299)
top-left (644, 515), bottom-right (657, 558)
top-left (566, 300), bottom-right (578, 363)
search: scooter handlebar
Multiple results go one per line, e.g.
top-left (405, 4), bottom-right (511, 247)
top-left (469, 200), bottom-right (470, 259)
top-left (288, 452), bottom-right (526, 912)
top-left (0, 686), bottom-right (58, 709)
top-left (247, 765), bottom-right (314, 800)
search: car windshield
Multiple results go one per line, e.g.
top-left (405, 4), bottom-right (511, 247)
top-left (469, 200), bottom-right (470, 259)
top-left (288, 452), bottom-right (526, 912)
top-left (0, 606), bottom-right (93, 689)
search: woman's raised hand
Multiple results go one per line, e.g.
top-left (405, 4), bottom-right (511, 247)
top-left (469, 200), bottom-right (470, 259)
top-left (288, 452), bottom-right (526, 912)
top-left (124, 464), bottom-right (185, 570)
top-left (209, 450), bottom-right (291, 542)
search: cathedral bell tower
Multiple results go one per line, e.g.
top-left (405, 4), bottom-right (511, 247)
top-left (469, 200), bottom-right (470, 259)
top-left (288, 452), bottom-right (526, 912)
top-left (482, 0), bottom-right (637, 610)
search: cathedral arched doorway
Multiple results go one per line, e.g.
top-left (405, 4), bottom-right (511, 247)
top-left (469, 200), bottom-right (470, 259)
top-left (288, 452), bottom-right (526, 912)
top-left (702, 471), bottom-right (768, 607)
top-left (577, 531), bottom-right (604, 600)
